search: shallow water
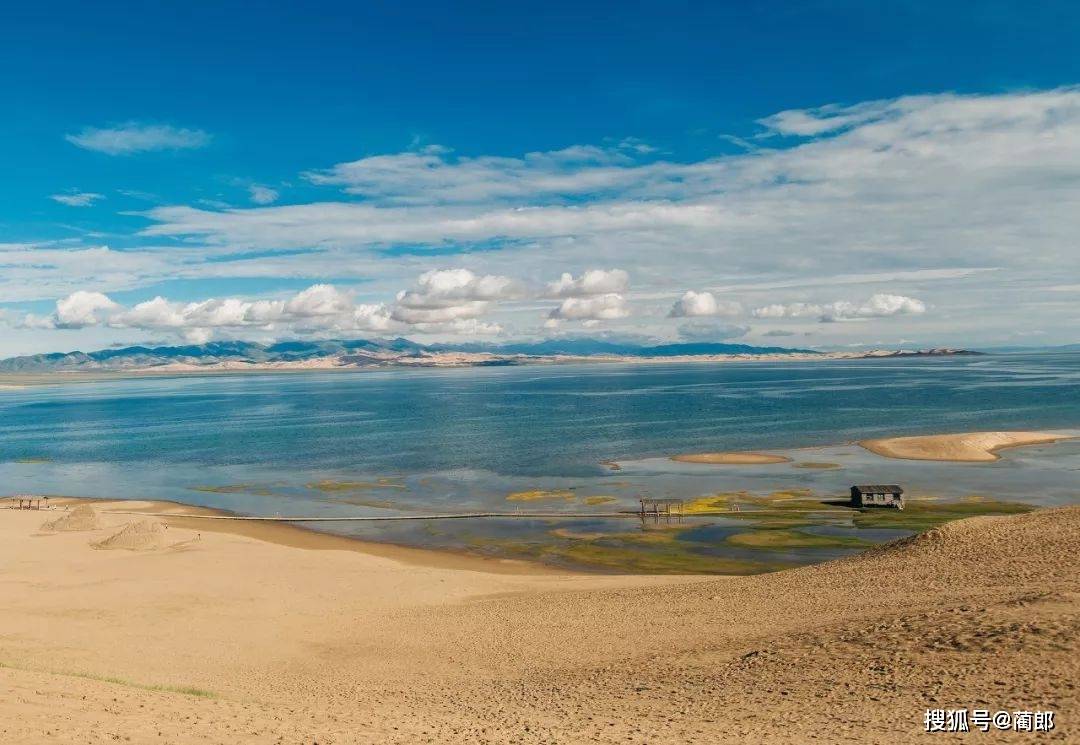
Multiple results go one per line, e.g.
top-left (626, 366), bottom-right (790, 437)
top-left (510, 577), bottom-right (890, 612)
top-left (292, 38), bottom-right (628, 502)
top-left (2, 352), bottom-right (1079, 571)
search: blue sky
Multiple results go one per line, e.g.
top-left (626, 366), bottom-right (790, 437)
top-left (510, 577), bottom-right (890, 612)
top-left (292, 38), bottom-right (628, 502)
top-left (3, 1), bottom-right (1080, 355)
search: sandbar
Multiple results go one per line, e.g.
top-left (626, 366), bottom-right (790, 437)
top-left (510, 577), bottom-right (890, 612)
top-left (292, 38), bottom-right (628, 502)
top-left (860, 430), bottom-right (1072, 462)
top-left (671, 451), bottom-right (792, 465)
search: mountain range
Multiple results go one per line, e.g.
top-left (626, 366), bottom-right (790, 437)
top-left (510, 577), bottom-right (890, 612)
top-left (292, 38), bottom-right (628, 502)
top-left (0, 338), bottom-right (818, 372)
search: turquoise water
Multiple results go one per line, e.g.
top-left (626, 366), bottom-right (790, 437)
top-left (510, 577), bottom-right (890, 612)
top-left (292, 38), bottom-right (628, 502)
top-left (3, 352), bottom-right (1079, 571)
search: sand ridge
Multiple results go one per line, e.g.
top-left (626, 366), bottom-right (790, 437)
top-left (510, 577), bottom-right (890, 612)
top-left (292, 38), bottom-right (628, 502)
top-left (860, 430), bottom-right (1072, 462)
top-left (0, 498), bottom-right (1076, 743)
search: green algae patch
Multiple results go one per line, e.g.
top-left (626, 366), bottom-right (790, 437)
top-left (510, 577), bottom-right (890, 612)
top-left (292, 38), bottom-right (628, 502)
top-left (794, 461), bottom-right (842, 469)
top-left (851, 498), bottom-right (1033, 531)
top-left (507, 489), bottom-right (576, 502)
top-left (583, 495), bottom-right (617, 506)
top-left (307, 479), bottom-right (406, 492)
top-left (727, 528), bottom-right (872, 550)
top-left (549, 527), bottom-right (612, 541)
top-left (327, 496), bottom-right (403, 510)
top-left (191, 484), bottom-right (278, 496)
top-left (469, 527), bottom-right (789, 574)
top-left (551, 542), bottom-right (784, 574)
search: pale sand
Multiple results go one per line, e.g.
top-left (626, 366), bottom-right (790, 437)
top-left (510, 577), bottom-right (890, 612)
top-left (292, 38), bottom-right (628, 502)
top-left (1, 498), bottom-right (1077, 743)
top-left (860, 430), bottom-right (1072, 462)
top-left (671, 451), bottom-right (791, 464)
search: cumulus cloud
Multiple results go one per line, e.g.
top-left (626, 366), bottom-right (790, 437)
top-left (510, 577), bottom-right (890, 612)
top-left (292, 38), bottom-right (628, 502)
top-left (390, 268), bottom-right (517, 332)
top-left (668, 290), bottom-right (742, 318)
top-left (65, 123), bottom-right (211, 155)
top-left (54, 291), bottom-right (121, 328)
top-left (8, 265), bottom-right (529, 343)
top-left (397, 268), bottom-right (519, 307)
top-left (548, 293), bottom-right (630, 321)
top-left (752, 294), bottom-right (926, 322)
top-left (547, 269), bottom-right (629, 297)
top-left (19, 285), bottom-right (394, 342)
top-left (50, 191), bottom-right (105, 207)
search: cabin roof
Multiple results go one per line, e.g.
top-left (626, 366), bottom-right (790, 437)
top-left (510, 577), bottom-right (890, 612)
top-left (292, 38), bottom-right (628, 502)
top-left (852, 484), bottom-right (903, 494)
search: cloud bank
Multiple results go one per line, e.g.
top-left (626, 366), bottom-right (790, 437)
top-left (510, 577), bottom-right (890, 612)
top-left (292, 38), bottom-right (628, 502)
top-left (7, 87), bottom-right (1080, 352)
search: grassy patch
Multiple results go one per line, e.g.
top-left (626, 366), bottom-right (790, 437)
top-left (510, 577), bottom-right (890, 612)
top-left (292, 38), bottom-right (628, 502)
top-left (683, 492), bottom-right (751, 514)
top-left (0, 661), bottom-right (214, 698)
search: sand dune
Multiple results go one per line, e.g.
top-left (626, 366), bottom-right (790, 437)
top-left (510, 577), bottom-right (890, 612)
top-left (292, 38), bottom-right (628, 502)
top-left (671, 451), bottom-right (791, 464)
top-left (40, 504), bottom-right (105, 532)
top-left (860, 430), bottom-right (1071, 462)
top-left (1, 499), bottom-right (1076, 743)
top-left (91, 519), bottom-right (174, 551)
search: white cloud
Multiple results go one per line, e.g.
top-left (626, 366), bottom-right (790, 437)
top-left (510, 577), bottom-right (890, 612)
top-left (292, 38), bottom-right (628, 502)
top-left (50, 192), bottom-right (105, 207)
top-left (54, 291), bottom-right (120, 328)
top-left (752, 294), bottom-right (926, 322)
top-left (284, 284), bottom-right (353, 317)
top-left (65, 123), bottom-right (211, 155)
top-left (249, 185), bottom-right (279, 205)
top-left (548, 293), bottom-right (630, 321)
top-left (758, 101), bottom-right (894, 137)
top-left (303, 142), bottom-right (647, 204)
top-left (397, 268), bottom-right (519, 307)
top-left (668, 290), bottom-right (742, 318)
top-left (547, 269), bottom-right (629, 298)
top-left (8, 88), bottom-right (1080, 351)
top-left (390, 268), bottom-right (517, 330)
top-left (11, 271), bottom-right (515, 343)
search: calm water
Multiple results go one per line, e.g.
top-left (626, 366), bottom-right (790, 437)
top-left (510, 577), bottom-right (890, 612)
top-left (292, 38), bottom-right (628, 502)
top-left (3, 352), bottom-right (1079, 571)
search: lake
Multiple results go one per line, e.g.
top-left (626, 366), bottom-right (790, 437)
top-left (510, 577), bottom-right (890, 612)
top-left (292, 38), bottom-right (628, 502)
top-left (3, 352), bottom-right (1079, 572)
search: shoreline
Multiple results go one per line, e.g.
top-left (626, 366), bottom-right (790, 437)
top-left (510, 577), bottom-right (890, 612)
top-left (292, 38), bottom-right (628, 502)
top-left (43, 497), bottom-right (567, 576)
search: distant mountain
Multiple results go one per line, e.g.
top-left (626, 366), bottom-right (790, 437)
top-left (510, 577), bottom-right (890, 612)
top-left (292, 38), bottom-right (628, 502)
top-left (0, 337), bottom-right (811, 372)
top-left (426, 339), bottom-right (811, 357)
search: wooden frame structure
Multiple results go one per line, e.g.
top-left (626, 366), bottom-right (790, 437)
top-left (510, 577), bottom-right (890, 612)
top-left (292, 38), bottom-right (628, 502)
top-left (638, 498), bottom-right (685, 522)
top-left (9, 495), bottom-right (49, 510)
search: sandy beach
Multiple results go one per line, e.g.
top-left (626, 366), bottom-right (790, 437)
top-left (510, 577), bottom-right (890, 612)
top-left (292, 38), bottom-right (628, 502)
top-left (1, 497), bottom-right (1076, 743)
top-left (860, 431), bottom-right (1073, 462)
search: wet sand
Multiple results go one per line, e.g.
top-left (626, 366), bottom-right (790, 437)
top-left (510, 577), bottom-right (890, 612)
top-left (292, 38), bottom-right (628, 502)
top-left (1, 497), bottom-right (1076, 743)
top-left (860, 431), bottom-right (1072, 462)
